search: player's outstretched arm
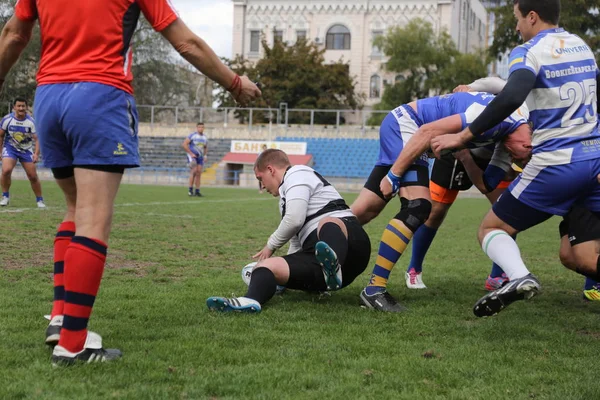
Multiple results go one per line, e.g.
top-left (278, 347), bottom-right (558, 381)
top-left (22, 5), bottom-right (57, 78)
top-left (160, 19), bottom-right (261, 106)
top-left (253, 197), bottom-right (309, 261)
top-left (453, 150), bottom-right (490, 194)
top-left (0, 16), bottom-right (35, 90)
top-left (380, 114), bottom-right (463, 198)
top-left (391, 114), bottom-right (463, 176)
top-left (454, 77), bottom-right (507, 95)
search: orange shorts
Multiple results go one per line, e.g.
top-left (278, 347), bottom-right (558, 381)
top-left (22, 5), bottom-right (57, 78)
top-left (430, 181), bottom-right (459, 204)
top-left (430, 180), bottom-right (513, 203)
top-left (496, 180), bottom-right (511, 190)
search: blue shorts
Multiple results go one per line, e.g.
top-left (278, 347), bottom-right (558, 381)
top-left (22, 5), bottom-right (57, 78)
top-left (187, 153), bottom-right (204, 167)
top-left (2, 145), bottom-right (33, 163)
top-left (33, 83), bottom-right (140, 169)
top-left (494, 158), bottom-right (600, 230)
top-left (377, 109), bottom-right (428, 169)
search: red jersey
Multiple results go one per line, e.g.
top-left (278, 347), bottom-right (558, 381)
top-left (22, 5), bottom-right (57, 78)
top-left (14, 0), bottom-right (178, 94)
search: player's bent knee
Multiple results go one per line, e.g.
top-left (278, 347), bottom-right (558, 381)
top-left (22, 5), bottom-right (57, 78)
top-left (27, 174), bottom-right (39, 182)
top-left (395, 197), bottom-right (432, 233)
top-left (255, 260), bottom-right (289, 285)
top-left (559, 246), bottom-right (577, 271)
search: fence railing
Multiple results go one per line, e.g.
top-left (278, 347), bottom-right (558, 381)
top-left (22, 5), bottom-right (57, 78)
top-left (136, 105), bottom-right (390, 135)
top-left (10, 165), bottom-right (369, 193)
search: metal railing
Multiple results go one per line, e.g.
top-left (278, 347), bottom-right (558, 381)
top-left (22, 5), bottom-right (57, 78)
top-left (136, 105), bottom-right (390, 134)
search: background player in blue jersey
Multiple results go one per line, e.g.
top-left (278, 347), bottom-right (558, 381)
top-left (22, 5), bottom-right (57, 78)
top-left (351, 92), bottom-right (531, 312)
top-left (0, 97), bottom-right (45, 208)
top-left (431, 0), bottom-right (600, 317)
top-left (182, 122), bottom-right (208, 197)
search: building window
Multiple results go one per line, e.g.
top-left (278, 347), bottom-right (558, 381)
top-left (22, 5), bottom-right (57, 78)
top-left (326, 24), bottom-right (351, 50)
top-left (395, 74), bottom-right (405, 83)
top-left (371, 30), bottom-right (384, 55)
top-left (296, 30), bottom-right (307, 42)
top-left (274, 30), bottom-right (283, 43)
top-left (370, 75), bottom-right (381, 98)
top-left (250, 30), bottom-right (260, 53)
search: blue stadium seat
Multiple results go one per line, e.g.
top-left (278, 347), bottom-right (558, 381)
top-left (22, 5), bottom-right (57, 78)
top-left (277, 136), bottom-right (379, 178)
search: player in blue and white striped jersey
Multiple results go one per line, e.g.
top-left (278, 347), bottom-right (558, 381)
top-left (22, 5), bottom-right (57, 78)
top-left (431, 0), bottom-right (600, 317)
top-left (0, 97), bottom-right (45, 207)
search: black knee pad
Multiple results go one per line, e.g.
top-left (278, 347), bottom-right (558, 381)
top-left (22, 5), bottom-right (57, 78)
top-left (394, 198), bottom-right (432, 233)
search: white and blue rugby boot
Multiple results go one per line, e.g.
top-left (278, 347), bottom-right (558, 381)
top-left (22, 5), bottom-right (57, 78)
top-left (206, 296), bottom-right (262, 313)
top-left (315, 241), bottom-right (342, 291)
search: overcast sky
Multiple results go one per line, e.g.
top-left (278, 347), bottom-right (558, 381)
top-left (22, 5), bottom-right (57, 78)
top-left (171, 0), bottom-right (234, 59)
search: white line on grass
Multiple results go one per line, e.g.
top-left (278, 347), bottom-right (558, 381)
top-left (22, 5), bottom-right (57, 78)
top-left (0, 197), bottom-right (274, 214)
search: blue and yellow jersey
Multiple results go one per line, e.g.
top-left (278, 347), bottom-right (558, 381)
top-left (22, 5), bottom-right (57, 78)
top-left (0, 112), bottom-right (36, 152)
top-left (187, 132), bottom-right (208, 157)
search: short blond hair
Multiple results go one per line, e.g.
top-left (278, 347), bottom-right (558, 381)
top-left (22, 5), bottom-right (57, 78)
top-left (254, 148), bottom-right (291, 171)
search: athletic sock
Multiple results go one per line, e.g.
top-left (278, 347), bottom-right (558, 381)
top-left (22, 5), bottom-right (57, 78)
top-left (489, 234), bottom-right (516, 278)
top-left (51, 221), bottom-right (76, 319)
top-left (58, 236), bottom-right (107, 353)
top-left (489, 263), bottom-right (505, 278)
top-left (481, 230), bottom-right (529, 280)
top-left (36, 196), bottom-right (44, 202)
top-left (245, 267), bottom-right (277, 304)
top-left (195, 188), bottom-right (200, 194)
top-left (318, 222), bottom-right (348, 265)
top-left (407, 224), bottom-right (438, 274)
top-left (365, 219), bottom-right (414, 295)
top-left (584, 277), bottom-right (597, 291)
top-left (2, 192), bottom-right (8, 198)
top-left (188, 187), bottom-right (193, 192)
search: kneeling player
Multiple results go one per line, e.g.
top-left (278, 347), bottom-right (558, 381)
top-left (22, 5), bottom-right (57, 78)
top-left (559, 206), bottom-right (600, 301)
top-left (206, 149), bottom-right (371, 313)
top-left (406, 147), bottom-right (517, 290)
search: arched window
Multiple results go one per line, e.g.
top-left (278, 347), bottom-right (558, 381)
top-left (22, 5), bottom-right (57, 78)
top-left (395, 74), bottom-right (405, 83)
top-left (326, 25), bottom-right (351, 50)
top-left (370, 75), bottom-right (381, 98)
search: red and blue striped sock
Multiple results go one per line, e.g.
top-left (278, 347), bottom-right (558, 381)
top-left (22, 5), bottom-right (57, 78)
top-left (58, 236), bottom-right (107, 353)
top-left (51, 221), bottom-right (76, 319)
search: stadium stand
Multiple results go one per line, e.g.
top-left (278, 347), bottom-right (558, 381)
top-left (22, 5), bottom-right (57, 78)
top-left (138, 136), bottom-right (232, 169)
top-left (276, 137), bottom-right (379, 178)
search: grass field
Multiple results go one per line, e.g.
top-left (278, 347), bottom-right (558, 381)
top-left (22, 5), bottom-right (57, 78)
top-left (1, 179), bottom-right (599, 400)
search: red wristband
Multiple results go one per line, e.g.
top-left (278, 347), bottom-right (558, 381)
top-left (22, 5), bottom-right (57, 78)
top-left (227, 74), bottom-right (241, 95)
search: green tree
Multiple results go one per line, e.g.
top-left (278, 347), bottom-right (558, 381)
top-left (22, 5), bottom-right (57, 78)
top-left (368, 19), bottom-right (488, 125)
top-left (0, 0), bottom-right (40, 110)
top-left (217, 38), bottom-right (362, 124)
top-left (489, 0), bottom-right (600, 59)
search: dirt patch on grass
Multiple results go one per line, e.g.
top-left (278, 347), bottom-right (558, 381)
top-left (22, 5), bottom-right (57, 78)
top-left (105, 250), bottom-right (161, 277)
top-left (2, 246), bottom-right (53, 270)
top-left (577, 330), bottom-right (600, 339)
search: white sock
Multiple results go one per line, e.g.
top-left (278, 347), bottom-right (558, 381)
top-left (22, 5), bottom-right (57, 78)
top-left (482, 230), bottom-right (529, 280)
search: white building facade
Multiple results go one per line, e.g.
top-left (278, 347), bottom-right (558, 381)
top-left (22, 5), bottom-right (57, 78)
top-left (232, 0), bottom-right (488, 107)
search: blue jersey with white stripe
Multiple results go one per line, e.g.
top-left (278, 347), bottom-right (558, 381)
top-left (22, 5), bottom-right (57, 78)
top-left (187, 132), bottom-right (207, 157)
top-left (416, 92), bottom-right (528, 148)
top-left (507, 28), bottom-right (599, 166)
top-left (0, 112), bottom-right (36, 152)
